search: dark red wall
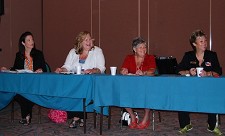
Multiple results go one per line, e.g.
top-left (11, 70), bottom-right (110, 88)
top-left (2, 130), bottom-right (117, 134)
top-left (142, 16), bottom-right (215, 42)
top-left (1, 0), bottom-right (225, 74)
top-left (0, 0), bottom-right (42, 68)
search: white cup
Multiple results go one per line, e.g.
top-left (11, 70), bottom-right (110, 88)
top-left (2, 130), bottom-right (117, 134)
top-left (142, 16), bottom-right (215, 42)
top-left (196, 67), bottom-right (203, 77)
top-left (110, 67), bottom-right (117, 76)
top-left (76, 66), bottom-right (81, 75)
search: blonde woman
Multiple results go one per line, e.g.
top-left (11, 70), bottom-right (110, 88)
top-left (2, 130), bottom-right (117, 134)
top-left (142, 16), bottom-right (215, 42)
top-left (55, 31), bottom-right (105, 128)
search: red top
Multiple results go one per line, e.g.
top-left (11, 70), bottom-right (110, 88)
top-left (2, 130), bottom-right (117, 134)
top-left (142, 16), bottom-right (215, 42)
top-left (121, 54), bottom-right (156, 74)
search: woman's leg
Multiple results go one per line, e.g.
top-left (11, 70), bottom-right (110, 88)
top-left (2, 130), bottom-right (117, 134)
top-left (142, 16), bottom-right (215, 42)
top-left (178, 111), bottom-right (190, 128)
top-left (15, 94), bottom-right (34, 119)
top-left (142, 108), bottom-right (150, 123)
top-left (207, 113), bottom-right (217, 130)
top-left (15, 94), bottom-right (34, 125)
top-left (207, 113), bottom-right (222, 135)
top-left (125, 108), bottom-right (138, 129)
top-left (125, 108), bottom-right (136, 122)
top-left (136, 109), bottom-right (150, 129)
top-left (67, 111), bottom-right (84, 119)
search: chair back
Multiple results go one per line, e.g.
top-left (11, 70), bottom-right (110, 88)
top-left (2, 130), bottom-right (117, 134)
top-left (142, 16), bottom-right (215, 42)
top-left (155, 56), bottom-right (177, 74)
top-left (45, 63), bottom-right (51, 72)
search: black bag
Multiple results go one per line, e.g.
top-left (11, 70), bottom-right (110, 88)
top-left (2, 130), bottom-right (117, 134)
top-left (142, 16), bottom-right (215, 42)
top-left (121, 111), bottom-right (139, 126)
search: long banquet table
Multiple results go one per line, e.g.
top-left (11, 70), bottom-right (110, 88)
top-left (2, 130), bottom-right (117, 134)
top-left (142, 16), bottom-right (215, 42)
top-left (0, 72), bottom-right (98, 134)
top-left (0, 72), bottom-right (94, 112)
top-left (1, 72), bottom-right (225, 135)
top-left (93, 74), bottom-right (225, 134)
top-left (2, 72), bottom-right (225, 116)
top-left (93, 74), bottom-right (225, 114)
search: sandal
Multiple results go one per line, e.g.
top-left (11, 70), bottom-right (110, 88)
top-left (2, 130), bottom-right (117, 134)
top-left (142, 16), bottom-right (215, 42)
top-left (69, 119), bottom-right (78, 128)
top-left (69, 118), bottom-right (84, 128)
top-left (136, 120), bottom-right (150, 129)
top-left (128, 118), bottom-right (138, 129)
top-left (19, 115), bottom-right (30, 125)
top-left (79, 119), bottom-right (84, 127)
top-left (129, 121), bottom-right (137, 129)
top-left (19, 119), bottom-right (27, 124)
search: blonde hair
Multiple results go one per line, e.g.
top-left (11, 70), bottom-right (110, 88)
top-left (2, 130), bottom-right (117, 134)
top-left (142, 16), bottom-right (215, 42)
top-left (74, 31), bottom-right (94, 54)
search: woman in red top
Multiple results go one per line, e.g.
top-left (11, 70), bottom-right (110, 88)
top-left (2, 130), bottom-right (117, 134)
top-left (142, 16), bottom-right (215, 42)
top-left (120, 37), bottom-right (156, 129)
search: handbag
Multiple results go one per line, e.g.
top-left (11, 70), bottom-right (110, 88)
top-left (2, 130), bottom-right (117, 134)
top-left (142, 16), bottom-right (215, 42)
top-left (48, 109), bottom-right (67, 123)
top-left (121, 111), bottom-right (139, 126)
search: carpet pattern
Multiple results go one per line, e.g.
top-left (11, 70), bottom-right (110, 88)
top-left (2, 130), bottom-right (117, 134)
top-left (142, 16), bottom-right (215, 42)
top-left (0, 103), bottom-right (224, 136)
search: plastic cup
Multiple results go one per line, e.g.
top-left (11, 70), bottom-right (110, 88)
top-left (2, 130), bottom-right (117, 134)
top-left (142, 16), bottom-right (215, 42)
top-left (110, 67), bottom-right (117, 76)
top-left (76, 66), bottom-right (81, 75)
top-left (196, 67), bottom-right (203, 77)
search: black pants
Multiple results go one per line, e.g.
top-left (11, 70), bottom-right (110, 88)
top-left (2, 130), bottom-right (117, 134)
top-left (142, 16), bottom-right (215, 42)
top-left (178, 111), bottom-right (217, 130)
top-left (14, 94), bottom-right (34, 119)
top-left (67, 111), bottom-right (84, 119)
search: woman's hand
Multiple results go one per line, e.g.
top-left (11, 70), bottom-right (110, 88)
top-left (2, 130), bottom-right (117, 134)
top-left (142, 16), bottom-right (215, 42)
top-left (144, 68), bottom-right (156, 76)
top-left (189, 68), bottom-right (196, 76)
top-left (120, 68), bottom-right (128, 75)
top-left (35, 68), bottom-right (43, 73)
top-left (136, 69), bottom-right (144, 75)
top-left (84, 69), bottom-right (92, 74)
top-left (55, 68), bottom-right (62, 73)
top-left (1, 67), bottom-right (7, 71)
top-left (200, 70), bottom-right (216, 77)
top-left (55, 67), bottom-right (67, 73)
top-left (84, 68), bottom-right (100, 74)
top-left (198, 69), bottom-right (207, 77)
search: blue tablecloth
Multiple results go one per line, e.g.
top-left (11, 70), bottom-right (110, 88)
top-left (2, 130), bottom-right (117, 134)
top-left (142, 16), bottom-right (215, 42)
top-left (0, 72), bottom-right (94, 111)
top-left (93, 74), bottom-right (225, 114)
top-left (1, 72), bottom-right (225, 114)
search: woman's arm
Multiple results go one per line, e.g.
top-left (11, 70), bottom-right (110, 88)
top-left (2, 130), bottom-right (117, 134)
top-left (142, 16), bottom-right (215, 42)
top-left (211, 52), bottom-right (222, 75)
top-left (144, 68), bottom-right (156, 76)
top-left (61, 49), bottom-right (78, 72)
top-left (93, 47), bottom-right (106, 73)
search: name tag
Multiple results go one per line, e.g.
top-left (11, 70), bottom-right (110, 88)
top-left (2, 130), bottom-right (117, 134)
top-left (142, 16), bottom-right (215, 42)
top-left (205, 62), bottom-right (211, 66)
top-left (190, 61), bottom-right (196, 64)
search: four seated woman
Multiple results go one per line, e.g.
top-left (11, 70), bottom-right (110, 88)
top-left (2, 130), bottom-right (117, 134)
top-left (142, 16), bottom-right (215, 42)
top-left (1, 30), bottom-right (222, 135)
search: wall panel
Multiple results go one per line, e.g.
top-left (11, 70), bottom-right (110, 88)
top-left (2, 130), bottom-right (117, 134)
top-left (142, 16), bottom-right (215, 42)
top-left (0, 0), bottom-right (42, 68)
top-left (42, 0), bottom-right (225, 73)
top-left (149, 0), bottom-right (209, 61)
top-left (100, 0), bottom-right (138, 70)
top-left (43, 0), bottom-right (92, 69)
top-left (211, 0), bottom-right (225, 73)
top-left (2, 0), bottom-right (224, 73)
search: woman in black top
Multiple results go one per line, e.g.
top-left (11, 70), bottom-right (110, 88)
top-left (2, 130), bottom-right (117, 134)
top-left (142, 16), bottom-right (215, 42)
top-left (177, 29), bottom-right (222, 135)
top-left (12, 31), bottom-right (47, 125)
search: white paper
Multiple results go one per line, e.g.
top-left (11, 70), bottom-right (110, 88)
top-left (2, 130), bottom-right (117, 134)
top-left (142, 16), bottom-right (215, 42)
top-left (16, 69), bottom-right (33, 73)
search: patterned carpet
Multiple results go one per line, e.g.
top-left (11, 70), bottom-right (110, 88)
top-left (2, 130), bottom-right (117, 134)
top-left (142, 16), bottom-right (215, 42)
top-left (0, 103), bottom-right (224, 136)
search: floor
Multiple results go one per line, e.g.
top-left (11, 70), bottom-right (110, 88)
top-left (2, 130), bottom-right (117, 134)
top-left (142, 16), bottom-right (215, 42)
top-left (0, 103), bottom-right (224, 136)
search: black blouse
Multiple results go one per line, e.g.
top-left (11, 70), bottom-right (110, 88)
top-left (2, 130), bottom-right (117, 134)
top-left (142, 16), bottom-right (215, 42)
top-left (11, 49), bottom-right (47, 72)
top-left (177, 50), bottom-right (222, 75)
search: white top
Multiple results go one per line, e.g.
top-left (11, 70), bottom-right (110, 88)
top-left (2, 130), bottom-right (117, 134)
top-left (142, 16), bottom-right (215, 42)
top-left (61, 46), bottom-right (106, 73)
